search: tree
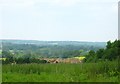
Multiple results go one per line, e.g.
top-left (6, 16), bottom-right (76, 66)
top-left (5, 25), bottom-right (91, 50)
top-left (2, 51), bottom-right (14, 63)
top-left (85, 40), bottom-right (120, 62)
top-left (106, 41), bottom-right (112, 49)
top-left (85, 50), bottom-right (97, 62)
top-left (96, 49), bottom-right (104, 59)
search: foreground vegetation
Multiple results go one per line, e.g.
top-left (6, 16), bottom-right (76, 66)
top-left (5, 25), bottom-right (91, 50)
top-left (2, 61), bottom-right (119, 82)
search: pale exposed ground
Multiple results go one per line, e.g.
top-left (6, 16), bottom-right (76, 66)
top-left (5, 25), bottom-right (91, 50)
top-left (40, 57), bottom-right (85, 63)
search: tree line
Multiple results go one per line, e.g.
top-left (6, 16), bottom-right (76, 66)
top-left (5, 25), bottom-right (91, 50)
top-left (85, 40), bottom-right (120, 62)
top-left (2, 41), bottom-right (105, 58)
top-left (1, 40), bottom-right (119, 64)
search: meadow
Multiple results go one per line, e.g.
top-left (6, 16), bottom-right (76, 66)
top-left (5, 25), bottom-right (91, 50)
top-left (2, 61), bottom-right (119, 82)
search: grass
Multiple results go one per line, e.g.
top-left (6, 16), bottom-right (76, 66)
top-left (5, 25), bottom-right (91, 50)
top-left (2, 61), bottom-right (119, 82)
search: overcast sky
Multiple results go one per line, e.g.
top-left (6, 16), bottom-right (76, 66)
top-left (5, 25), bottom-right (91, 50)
top-left (0, 0), bottom-right (118, 42)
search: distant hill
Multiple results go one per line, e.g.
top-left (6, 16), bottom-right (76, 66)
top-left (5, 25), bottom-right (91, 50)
top-left (1, 39), bottom-right (107, 58)
top-left (1, 39), bottom-right (106, 47)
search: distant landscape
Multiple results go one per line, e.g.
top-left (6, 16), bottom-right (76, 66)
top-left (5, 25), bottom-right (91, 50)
top-left (1, 0), bottom-right (118, 83)
top-left (1, 40), bottom-right (106, 58)
top-left (0, 39), bottom-right (119, 82)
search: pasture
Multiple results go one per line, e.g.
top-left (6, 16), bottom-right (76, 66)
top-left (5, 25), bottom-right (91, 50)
top-left (2, 61), bottom-right (119, 82)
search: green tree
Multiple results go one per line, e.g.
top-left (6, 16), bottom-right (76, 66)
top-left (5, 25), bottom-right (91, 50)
top-left (2, 51), bottom-right (14, 63)
top-left (96, 49), bottom-right (104, 59)
top-left (85, 50), bottom-right (96, 62)
top-left (106, 41), bottom-right (112, 49)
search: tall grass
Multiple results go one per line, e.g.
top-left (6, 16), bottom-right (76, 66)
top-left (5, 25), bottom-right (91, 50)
top-left (2, 61), bottom-right (119, 82)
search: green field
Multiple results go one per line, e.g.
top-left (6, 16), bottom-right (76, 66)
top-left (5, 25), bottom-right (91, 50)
top-left (2, 61), bottom-right (119, 82)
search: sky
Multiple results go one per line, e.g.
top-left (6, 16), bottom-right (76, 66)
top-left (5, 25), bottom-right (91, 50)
top-left (0, 0), bottom-right (118, 42)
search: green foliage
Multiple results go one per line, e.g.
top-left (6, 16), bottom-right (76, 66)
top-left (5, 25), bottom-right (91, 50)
top-left (85, 40), bottom-right (120, 62)
top-left (96, 49), bottom-right (104, 59)
top-left (2, 40), bottom-right (106, 58)
top-left (85, 50), bottom-right (97, 62)
top-left (2, 51), bottom-right (48, 64)
top-left (1, 40), bottom-right (119, 82)
top-left (2, 61), bottom-right (119, 82)
top-left (2, 51), bottom-right (14, 64)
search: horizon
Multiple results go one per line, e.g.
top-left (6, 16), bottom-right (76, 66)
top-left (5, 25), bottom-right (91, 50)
top-left (1, 38), bottom-right (110, 42)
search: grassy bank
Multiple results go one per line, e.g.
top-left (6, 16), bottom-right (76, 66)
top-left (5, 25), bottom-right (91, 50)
top-left (2, 61), bottom-right (119, 82)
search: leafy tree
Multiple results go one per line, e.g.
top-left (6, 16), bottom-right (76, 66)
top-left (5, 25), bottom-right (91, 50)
top-left (106, 41), bottom-right (112, 49)
top-left (85, 50), bottom-right (96, 62)
top-left (2, 51), bottom-right (14, 63)
top-left (96, 49), bottom-right (104, 59)
top-left (85, 40), bottom-right (120, 62)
